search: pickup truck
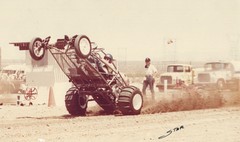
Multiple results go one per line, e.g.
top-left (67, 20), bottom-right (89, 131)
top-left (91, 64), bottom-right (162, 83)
top-left (195, 61), bottom-right (235, 90)
top-left (156, 64), bottom-right (193, 91)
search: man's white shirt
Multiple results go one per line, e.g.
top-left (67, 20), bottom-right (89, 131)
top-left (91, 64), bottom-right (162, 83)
top-left (145, 64), bottom-right (157, 76)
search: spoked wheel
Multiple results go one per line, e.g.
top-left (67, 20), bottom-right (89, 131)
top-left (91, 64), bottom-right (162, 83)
top-left (74, 35), bottom-right (92, 58)
top-left (65, 87), bottom-right (88, 116)
top-left (24, 87), bottom-right (38, 101)
top-left (117, 86), bottom-right (143, 115)
top-left (29, 37), bottom-right (45, 60)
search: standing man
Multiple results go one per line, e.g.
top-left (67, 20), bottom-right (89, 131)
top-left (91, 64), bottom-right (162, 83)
top-left (142, 57), bottom-right (157, 101)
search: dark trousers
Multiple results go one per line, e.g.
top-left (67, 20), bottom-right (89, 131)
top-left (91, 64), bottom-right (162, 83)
top-left (142, 76), bottom-right (155, 100)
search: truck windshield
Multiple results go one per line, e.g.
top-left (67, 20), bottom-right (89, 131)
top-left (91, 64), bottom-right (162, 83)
top-left (1, 70), bottom-right (16, 74)
top-left (204, 63), bottom-right (226, 71)
top-left (167, 66), bottom-right (184, 72)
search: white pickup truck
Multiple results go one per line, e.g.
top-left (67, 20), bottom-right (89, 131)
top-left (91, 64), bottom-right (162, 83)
top-left (195, 61), bottom-right (236, 90)
top-left (156, 64), bottom-right (194, 91)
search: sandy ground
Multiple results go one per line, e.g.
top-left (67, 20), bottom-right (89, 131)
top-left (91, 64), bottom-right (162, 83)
top-left (0, 87), bottom-right (240, 142)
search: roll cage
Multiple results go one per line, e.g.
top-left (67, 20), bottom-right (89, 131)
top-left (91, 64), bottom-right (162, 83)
top-left (10, 35), bottom-right (128, 93)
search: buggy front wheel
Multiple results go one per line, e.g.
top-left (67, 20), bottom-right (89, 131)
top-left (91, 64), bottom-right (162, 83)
top-left (29, 37), bottom-right (45, 60)
top-left (74, 35), bottom-right (92, 58)
top-left (65, 87), bottom-right (88, 116)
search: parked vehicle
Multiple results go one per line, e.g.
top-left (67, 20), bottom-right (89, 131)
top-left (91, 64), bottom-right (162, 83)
top-left (195, 61), bottom-right (235, 90)
top-left (0, 65), bottom-right (26, 94)
top-left (0, 65), bottom-right (38, 102)
top-left (156, 64), bottom-right (194, 91)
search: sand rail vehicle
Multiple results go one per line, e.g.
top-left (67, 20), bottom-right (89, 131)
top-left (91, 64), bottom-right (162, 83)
top-left (10, 35), bottom-right (143, 116)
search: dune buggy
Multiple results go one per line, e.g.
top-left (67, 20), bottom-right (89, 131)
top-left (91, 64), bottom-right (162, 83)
top-left (10, 35), bottom-right (143, 116)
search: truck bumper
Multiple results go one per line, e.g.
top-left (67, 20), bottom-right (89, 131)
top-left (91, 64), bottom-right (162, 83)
top-left (156, 84), bottom-right (181, 90)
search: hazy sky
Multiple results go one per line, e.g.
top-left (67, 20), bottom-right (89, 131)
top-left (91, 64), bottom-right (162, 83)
top-left (0, 0), bottom-right (240, 61)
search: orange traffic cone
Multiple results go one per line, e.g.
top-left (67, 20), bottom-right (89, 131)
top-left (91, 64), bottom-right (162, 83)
top-left (48, 86), bottom-right (56, 107)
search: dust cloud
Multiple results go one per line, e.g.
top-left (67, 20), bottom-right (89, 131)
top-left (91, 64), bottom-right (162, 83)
top-left (142, 86), bottom-right (240, 114)
top-left (85, 86), bottom-right (240, 116)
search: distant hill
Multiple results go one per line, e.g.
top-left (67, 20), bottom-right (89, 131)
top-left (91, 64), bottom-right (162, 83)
top-left (117, 60), bottom-right (205, 77)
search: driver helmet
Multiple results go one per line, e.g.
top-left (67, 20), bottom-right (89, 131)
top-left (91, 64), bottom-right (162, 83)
top-left (104, 53), bottom-right (113, 63)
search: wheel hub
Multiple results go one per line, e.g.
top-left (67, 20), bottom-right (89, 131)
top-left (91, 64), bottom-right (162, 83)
top-left (33, 41), bottom-right (44, 57)
top-left (79, 38), bottom-right (91, 55)
top-left (132, 93), bottom-right (142, 110)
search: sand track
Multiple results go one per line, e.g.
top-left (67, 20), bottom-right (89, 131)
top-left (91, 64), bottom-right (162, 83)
top-left (0, 90), bottom-right (239, 142)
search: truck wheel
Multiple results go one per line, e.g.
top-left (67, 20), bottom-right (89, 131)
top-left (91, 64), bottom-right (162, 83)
top-left (74, 35), bottom-right (92, 58)
top-left (65, 87), bottom-right (88, 116)
top-left (217, 79), bottom-right (225, 90)
top-left (117, 86), bottom-right (143, 115)
top-left (29, 37), bottom-right (45, 60)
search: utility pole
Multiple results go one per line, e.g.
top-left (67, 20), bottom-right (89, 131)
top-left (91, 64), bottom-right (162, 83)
top-left (228, 34), bottom-right (240, 60)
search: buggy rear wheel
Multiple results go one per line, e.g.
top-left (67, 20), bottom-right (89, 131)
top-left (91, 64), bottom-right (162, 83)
top-left (29, 37), bottom-right (45, 60)
top-left (74, 35), bottom-right (92, 58)
top-left (117, 86), bottom-right (143, 115)
top-left (65, 87), bottom-right (88, 116)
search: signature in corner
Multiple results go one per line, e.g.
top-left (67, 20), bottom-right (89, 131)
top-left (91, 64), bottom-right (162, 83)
top-left (158, 125), bottom-right (184, 140)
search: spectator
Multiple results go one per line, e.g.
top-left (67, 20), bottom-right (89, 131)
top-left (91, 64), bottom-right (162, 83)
top-left (142, 57), bottom-right (157, 101)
